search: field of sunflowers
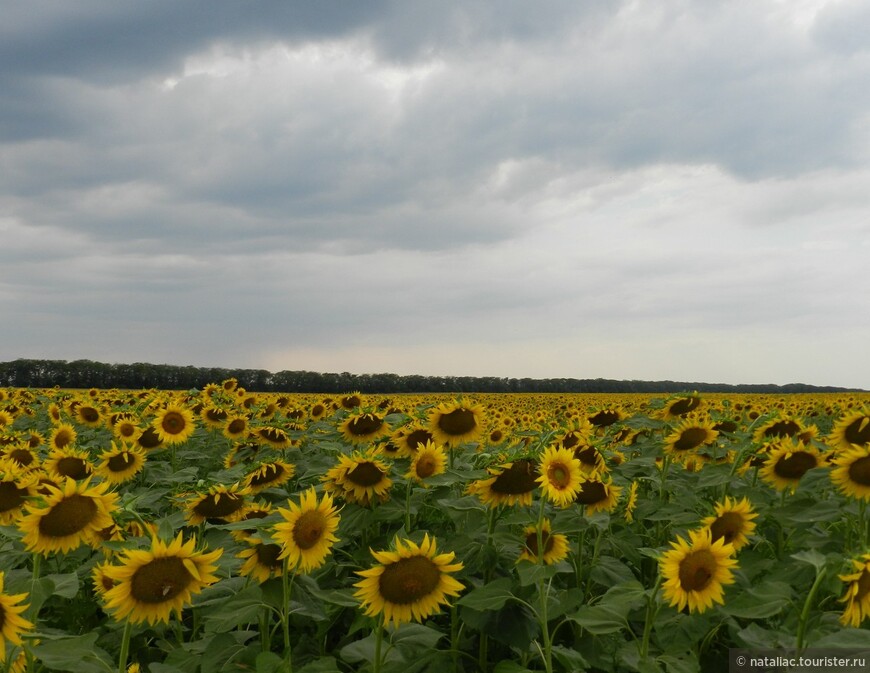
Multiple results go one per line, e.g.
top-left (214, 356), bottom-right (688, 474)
top-left (2, 382), bottom-right (870, 673)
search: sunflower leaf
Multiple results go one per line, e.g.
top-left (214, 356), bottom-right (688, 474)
top-left (456, 577), bottom-right (516, 611)
top-left (30, 632), bottom-right (113, 673)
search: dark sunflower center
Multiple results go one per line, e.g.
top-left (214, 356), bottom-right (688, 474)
top-left (206, 408), bottom-right (228, 422)
top-left (259, 427), bottom-right (287, 443)
top-left (773, 451), bottom-right (817, 480)
top-left (848, 456), bottom-right (870, 486)
top-left (589, 411), bottom-right (620, 427)
top-left (491, 459), bottom-right (539, 495)
top-left (347, 462), bottom-right (386, 487)
top-left (227, 419), bottom-right (247, 434)
top-left (292, 510), bottom-right (327, 550)
top-left (489, 430), bottom-right (504, 443)
top-left (54, 431), bottom-right (74, 449)
top-left (119, 423), bottom-right (137, 438)
top-left (674, 428), bottom-right (710, 452)
top-left (193, 493), bottom-right (245, 518)
top-left (80, 407), bottom-right (100, 423)
top-left (378, 555), bottom-right (442, 604)
top-left (107, 453), bottom-right (135, 472)
top-left (763, 421), bottom-right (801, 438)
top-left (845, 418), bottom-right (870, 446)
top-left (348, 414), bottom-right (383, 436)
top-left (130, 557), bottom-right (193, 603)
top-left (547, 463), bottom-right (571, 488)
top-left (524, 530), bottom-right (554, 557)
top-left (250, 464), bottom-right (283, 486)
top-left (406, 430), bottom-right (435, 451)
top-left (574, 480), bottom-right (607, 505)
top-left (714, 420), bottom-right (738, 433)
top-left (438, 409), bottom-right (477, 435)
top-left (341, 395), bottom-right (361, 409)
top-left (161, 412), bottom-right (187, 435)
top-left (0, 481), bottom-right (28, 512)
top-left (561, 433), bottom-right (580, 449)
top-left (709, 512), bottom-right (743, 545)
top-left (55, 456), bottom-right (90, 479)
top-left (255, 543), bottom-right (283, 569)
top-left (8, 448), bottom-right (35, 467)
top-left (678, 550), bottom-right (716, 592)
top-left (311, 404), bottom-right (325, 417)
top-left (138, 427), bottom-right (163, 449)
top-left (668, 397), bottom-right (701, 416)
top-left (38, 494), bottom-right (97, 537)
top-left (415, 455), bottom-right (437, 479)
top-left (857, 569), bottom-right (870, 601)
top-left (574, 446), bottom-right (599, 466)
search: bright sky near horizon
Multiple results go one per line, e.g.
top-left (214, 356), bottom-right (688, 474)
top-left (2, 0), bottom-right (869, 389)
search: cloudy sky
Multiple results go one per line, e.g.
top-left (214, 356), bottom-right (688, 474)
top-left (2, 0), bottom-right (869, 389)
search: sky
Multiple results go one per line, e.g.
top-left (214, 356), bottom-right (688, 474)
top-left (2, 0), bottom-right (870, 389)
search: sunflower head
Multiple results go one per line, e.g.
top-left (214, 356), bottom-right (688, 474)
top-left (0, 570), bottom-right (34, 661)
top-left (405, 441), bottom-right (447, 484)
top-left (537, 446), bottom-right (583, 507)
top-left (518, 519), bottom-right (569, 565)
top-left (700, 496), bottom-right (758, 551)
top-left (322, 451), bottom-right (393, 507)
top-left (428, 400), bottom-right (485, 448)
top-left (354, 534), bottom-right (464, 627)
top-left (466, 457), bottom-right (539, 508)
top-left (152, 404), bottom-right (196, 445)
top-left (185, 483), bottom-right (249, 525)
top-left (273, 487), bottom-right (341, 574)
top-left (839, 553), bottom-right (870, 627)
top-left (758, 438), bottom-right (823, 492)
top-left (660, 528), bottom-right (738, 614)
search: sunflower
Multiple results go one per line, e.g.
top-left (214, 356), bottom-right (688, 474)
top-left (517, 519), bottom-right (569, 565)
top-left (236, 535), bottom-right (284, 583)
top-left (0, 410), bottom-right (13, 428)
top-left (222, 415), bottom-right (250, 441)
top-left (662, 394), bottom-right (703, 420)
top-left (255, 426), bottom-right (292, 449)
top-left (572, 443), bottom-right (606, 474)
top-left (830, 409), bottom-right (870, 452)
top-left (4, 445), bottom-right (39, 470)
top-left (185, 483), bottom-right (249, 525)
top-left (44, 447), bottom-right (93, 481)
top-left (354, 534), bottom-right (464, 627)
top-left (830, 444), bottom-right (870, 501)
top-left (537, 446), bottom-right (583, 507)
top-left (0, 461), bottom-right (36, 525)
top-left (273, 487), bottom-right (340, 574)
top-left (18, 477), bottom-right (118, 554)
top-left (244, 460), bottom-right (296, 494)
top-left (152, 404), bottom-right (196, 445)
top-left (0, 571), bottom-right (33, 662)
top-left (200, 406), bottom-right (230, 430)
top-left (113, 418), bottom-right (142, 443)
top-left (752, 416), bottom-right (805, 445)
top-left (92, 562), bottom-right (117, 600)
top-left (574, 472), bottom-right (622, 515)
top-left (428, 400), bottom-right (485, 447)
top-left (405, 441), bottom-right (447, 484)
top-left (322, 451), bottom-right (393, 506)
top-left (339, 393), bottom-right (363, 410)
top-left (74, 404), bottom-right (104, 429)
top-left (700, 496), bottom-right (758, 551)
top-left (839, 553), bottom-right (870, 626)
top-left (466, 458), bottom-right (539, 508)
top-left (391, 426), bottom-right (438, 458)
top-left (758, 439), bottom-right (823, 492)
top-left (135, 427), bottom-right (164, 451)
top-left (339, 411), bottom-right (390, 445)
top-left (624, 481), bottom-right (639, 523)
top-left (95, 443), bottom-right (147, 485)
top-left (587, 408), bottom-right (627, 429)
top-left (49, 423), bottom-right (77, 451)
top-left (660, 528), bottom-right (738, 614)
top-left (101, 533), bottom-right (222, 625)
top-left (663, 420), bottom-right (718, 460)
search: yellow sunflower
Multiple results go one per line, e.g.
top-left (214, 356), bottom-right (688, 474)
top-left (831, 445), bottom-right (870, 501)
top-left (839, 553), bottom-right (870, 626)
top-left (200, 406), bottom-right (230, 431)
top-left (18, 477), bottom-right (118, 554)
top-left (428, 400), bottom-right (485, 447)
top-left (660, 528), bottom-right (738, 614)
top-left (273, 487), bottom-right (340, 574)
top-left (322, 451), bottom-right (393, 506)
top-left (662, 394), bottom-right (703, 420)
top-left (4, 445), bottom-right (39, 470)
top-left (517, 519), bottom-right (569, 565)
top-left (624, 481), bottom-right (639, 523)
top-left (830, 409), bottom-right (870, 452)
top-left (0, 461), bottom-right (36, 525)
top-left (699, 496), bottom-right (758, 551)
top-left (44, 447), bottom-right (94, 481)
top-left (254, 426), bottom-right (292, 449)
top-left (354, 534), bottom-right (464, 627)
top-left (574, 472), bottom-right (622, 515)
top-left (391, 426), bottom-right (438, 458)
top-left (663, 420), bottom-right (718, 460)
top-left (236, 536), bottom-right (284, 583)
top-left (0, 571), bottom-right (33, 662)
top-left (101, 533), bottom-right (222, 625)
top-left (466, 458), bottom-right (539, 508)
top-left (405, 441), bottom-right (447, 485)
top-left (758, 438), bottom-right (823, 492)
top-left (74, 403), bottom-right (104, 429)
top-left (112, 417), bottom-right (142, 443)
top-left (537, 446), bottom-right (583, 507)
top-left (243, 461), bottom-right (296, 494)
top-left (185, 483), bottom-right (249, 525)
top-left (95, 443), bottom-right (147, 485)
top-left (752, 416), bottom-right (805, 445)
top-left (48, 423), bottom-right (77, 451)
top-left (339, 411), bottom-right (390, 445)
top-left (221, 415), bottom-right (250, 441)
top-left (152, 404), bottom-right (196, 445)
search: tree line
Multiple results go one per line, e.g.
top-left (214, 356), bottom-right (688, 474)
top-left (0, 359), bottom-right (860, 394)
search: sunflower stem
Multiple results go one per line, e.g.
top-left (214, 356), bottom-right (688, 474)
top-left (373, 623), bottom-right (384, 673)
top-left (859, 499), bottom-right (868, 551)
top-left (583, 524), bottom-right (605, 601)
top-left (117, 619), bottom-right (133, 673)
top-left (796, 566), bottom-right (827, 653)
top-left (404, 480), bottom-right (413, 533)
top-left (281, 558), bottom-right (296, 672)
top-left (640, 576), bottom-right (662, 660)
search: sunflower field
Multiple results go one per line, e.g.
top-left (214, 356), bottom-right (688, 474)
top-left (1, 383), bottom-right (870, 673)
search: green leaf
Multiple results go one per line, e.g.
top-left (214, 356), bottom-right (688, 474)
top-left (569, 581), bottom-right (645, 635)
top-left (552, 645), bottom-right (589, 671)
top-left (43, 572), bottom-right (80, 599)
top-left (493, 661), bottom-right (534, 673)
top-left (659, 652), bottom-right (700, 673)
top-left (718, 581), bottom-right (792, 619)
top-left (295, 656), bottom-right (342, 673)
top-left (588, 555), bottom-right (639, 587)
top-left (340, 633), bottom-right (402, 666)
top-left (811, 628), bottom-right (870, 649)
top-left (391, 623), bottom-right (445, 651)
top-left (457, 578), bottom-right (516, 611)
top-left (30, 633), bottom-right (113, 673)
top-left (254, 651), bottom-right (285, 673)
top-left (791, 549), bottom-right (827, 572)
top-left (203, 585), bottom-right (264, 633)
